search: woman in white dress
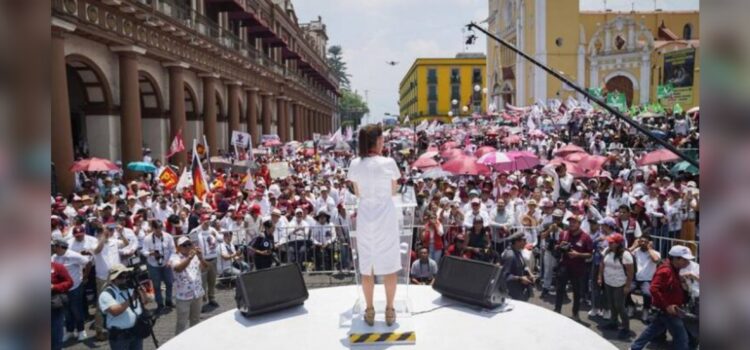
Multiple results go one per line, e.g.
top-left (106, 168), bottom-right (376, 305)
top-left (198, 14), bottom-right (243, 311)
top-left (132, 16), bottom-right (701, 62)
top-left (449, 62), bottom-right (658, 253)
top-left (347, 124), bottom-right (401, 327)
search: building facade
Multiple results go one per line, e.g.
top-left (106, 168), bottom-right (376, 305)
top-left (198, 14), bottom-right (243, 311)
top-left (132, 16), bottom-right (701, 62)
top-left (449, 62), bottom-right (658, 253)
top-left (52, 0), bottom-right (339, 194)
top-left (399, 53), bottom-right (487, 124)
top-left (487, 0), bottom-right (699, 109)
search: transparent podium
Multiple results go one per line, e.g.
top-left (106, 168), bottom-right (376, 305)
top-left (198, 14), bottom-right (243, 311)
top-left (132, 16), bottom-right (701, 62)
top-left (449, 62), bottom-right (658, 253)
top-left (340, 189), bottom-right (418, 345)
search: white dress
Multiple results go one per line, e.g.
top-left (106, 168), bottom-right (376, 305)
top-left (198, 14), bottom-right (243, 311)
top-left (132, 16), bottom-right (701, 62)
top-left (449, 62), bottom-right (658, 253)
top-left (347, 156), bottom-right (402, 276)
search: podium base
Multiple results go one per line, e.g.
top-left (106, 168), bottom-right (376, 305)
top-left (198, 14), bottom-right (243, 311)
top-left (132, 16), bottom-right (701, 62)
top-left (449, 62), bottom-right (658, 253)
top-left (348, 316), bottom-right (416, 345)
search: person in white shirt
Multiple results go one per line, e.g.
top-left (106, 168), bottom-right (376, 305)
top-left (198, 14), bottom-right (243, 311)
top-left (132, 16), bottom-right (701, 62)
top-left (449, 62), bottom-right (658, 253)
top-left (311, 209), bottom-right (337, 271)
top-left (92, 224), bottom-right (122, 338)
top-left (243, 205), bottom-right (263, 244)
top-left (287, 208), bottom-right (311, 269)
top-left (169, 236), bottom-right (207, 335)
top-left (113, 216), bottom-right (139, 263)
top-left (141, 220), bottom-right (176, 311)
top-left (189, 215), bottom-right (220, 309)
top-left (598, 233), bottom-right (634, 338)
top-left (218, 231), bottom-right (246, 278)
top-left (52, 238), bottom-right (91, 341)
top-left (67, 226), bottom-right (97, 257)
top-left (463, 198), bottom-right (490, 228)
top-left (314, 187), bottom-right (337, 216)
top-left (629, 234), bottom-right (661, 322)
top-left (152, 197), bottom-right (174, 223)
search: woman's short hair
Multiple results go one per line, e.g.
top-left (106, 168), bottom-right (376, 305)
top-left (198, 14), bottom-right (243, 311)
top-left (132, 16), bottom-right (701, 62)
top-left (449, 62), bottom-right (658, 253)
top-left (358, 124), bottom-right (383, 156)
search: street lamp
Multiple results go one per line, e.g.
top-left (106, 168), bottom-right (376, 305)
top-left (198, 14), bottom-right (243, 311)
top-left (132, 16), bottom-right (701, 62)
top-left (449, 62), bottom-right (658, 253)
top-left (474, 84), bottom-right (481, 92)
top-left (462, 105), bottom-right (469, 113)
top-left (451, 99), bottom-right (458, 106)
top-left (448, 110), bottom-right (454, 117)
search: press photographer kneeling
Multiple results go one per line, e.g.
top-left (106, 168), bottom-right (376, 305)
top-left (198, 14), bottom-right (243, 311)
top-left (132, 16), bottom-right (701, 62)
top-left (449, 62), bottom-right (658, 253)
top-left (98, 264), bottom-right (154, 350)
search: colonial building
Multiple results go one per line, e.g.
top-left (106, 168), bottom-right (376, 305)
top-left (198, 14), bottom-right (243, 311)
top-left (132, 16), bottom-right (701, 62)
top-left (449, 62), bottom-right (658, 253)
top-left (487, 0), bottom-right (699, 110)
top-left (52, 0), bottom-right (339, 193)
top-left (399, 53), bottom-right (487, 124)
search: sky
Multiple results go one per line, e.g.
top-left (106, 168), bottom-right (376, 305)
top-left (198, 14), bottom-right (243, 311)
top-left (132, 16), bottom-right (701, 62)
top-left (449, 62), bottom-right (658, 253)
top-left (294, 0), bottom-right (699, 124)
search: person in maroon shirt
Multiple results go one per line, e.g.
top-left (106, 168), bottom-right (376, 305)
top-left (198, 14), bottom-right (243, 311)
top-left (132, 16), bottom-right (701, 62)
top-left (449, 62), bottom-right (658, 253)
top-left (52, 262), bottom-right (73, 350)
top-left (630, 245), bottom-right (693, 350)
top-left (553, 215), bottom-right (593, 321)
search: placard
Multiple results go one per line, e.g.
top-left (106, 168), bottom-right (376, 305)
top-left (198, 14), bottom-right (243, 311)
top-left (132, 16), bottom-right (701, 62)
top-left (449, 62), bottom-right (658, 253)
top-left (662, 48), bottom-right (695, 108)
top-left (268, 161), bottom-right (290, 179)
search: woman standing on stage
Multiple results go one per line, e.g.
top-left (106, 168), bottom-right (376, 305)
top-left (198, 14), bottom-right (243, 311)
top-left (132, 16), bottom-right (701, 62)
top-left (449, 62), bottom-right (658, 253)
top-left (347, 124), bottom-right (402, 327)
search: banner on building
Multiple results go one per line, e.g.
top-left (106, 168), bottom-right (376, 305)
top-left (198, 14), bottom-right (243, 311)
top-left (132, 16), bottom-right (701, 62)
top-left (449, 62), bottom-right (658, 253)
top-left (662, 48), bottom-right (695, 108)
top-left (268, 161), bottom-right (290, 179)
top-left (657, 83), bottom-right (674, 99)
top-left (231, 131), bottom-right (251, 148)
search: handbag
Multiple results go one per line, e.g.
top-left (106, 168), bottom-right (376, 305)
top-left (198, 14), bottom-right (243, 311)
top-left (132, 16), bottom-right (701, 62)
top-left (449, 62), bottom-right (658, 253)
top-left (51, 293), bottom-right (69, 309)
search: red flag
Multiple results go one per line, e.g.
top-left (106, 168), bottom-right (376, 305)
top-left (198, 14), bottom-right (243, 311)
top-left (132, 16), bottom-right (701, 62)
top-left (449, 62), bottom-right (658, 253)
top-left (158, 167), bottom-right (179, 189)
top-left (166, 129), bottom-right (185, 159)
top-left (191, 148), bottom-right (209, 201)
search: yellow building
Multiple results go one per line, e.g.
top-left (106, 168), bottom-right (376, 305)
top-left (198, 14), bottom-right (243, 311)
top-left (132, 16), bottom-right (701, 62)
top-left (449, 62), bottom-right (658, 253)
top-left (487, 0), bottom-right (699, 109)
top-left (399, 54), bottom-right (487, 124)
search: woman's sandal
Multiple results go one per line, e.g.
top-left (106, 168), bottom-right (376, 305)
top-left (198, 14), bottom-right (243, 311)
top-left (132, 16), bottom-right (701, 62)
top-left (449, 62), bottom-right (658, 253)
top-left (364, 307), bottom-right (375, 326)
top-left (385, 307), bottom-right (396, 326)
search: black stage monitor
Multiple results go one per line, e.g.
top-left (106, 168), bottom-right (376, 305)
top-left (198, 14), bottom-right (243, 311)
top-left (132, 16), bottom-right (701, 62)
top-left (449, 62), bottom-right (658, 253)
top-left (235, 264), bottom-right (308, 316)
top-left (432, 255), bottom-right (506, 309)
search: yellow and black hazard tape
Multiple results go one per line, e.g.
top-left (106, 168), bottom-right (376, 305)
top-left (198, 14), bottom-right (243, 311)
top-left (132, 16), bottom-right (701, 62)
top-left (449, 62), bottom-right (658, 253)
top-left (349, 331), bottom-right (416, 344)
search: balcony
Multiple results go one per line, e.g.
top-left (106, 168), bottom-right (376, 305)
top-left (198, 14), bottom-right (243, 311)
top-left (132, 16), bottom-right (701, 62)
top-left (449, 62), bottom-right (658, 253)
top-left (205, 0), bottom-right (245, 12)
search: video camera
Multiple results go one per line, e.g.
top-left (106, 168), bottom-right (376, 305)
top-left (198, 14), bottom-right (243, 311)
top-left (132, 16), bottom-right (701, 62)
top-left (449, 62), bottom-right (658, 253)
top-left (122, 254), bottom-right (151, 290)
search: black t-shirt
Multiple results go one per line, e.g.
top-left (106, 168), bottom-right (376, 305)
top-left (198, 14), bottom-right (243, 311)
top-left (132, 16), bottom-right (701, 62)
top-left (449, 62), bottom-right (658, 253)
top-left (251, 235), bottom-right (274, 267)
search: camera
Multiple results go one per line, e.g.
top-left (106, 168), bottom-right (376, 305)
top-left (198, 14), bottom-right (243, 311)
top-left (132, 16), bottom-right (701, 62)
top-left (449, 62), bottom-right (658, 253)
top-left (558, 241), bottom-right (572, 253)
top-left (123, 255), bottom-right (151, 289)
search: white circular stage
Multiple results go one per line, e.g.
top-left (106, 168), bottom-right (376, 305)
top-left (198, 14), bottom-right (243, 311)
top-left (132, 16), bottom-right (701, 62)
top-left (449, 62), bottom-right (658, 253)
top-left (161, 285), bottom-right (617, 350)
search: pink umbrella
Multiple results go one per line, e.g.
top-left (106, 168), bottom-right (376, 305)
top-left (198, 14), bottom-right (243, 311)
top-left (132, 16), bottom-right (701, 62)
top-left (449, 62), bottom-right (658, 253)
top-left (549, 157), bottom-right (587, 178)
top-left (441, 148), bottom-right (464, 160)
top-left (474, 146), bottom-right (497, 158)
top-left (578, 155), bottom-right (609, 173)
top-left (502, 135), bottom-right (522, 145)
top-left (564, 151), bottom-right (590, 163)
top-left (637, 148), bottom-right (680, 166)
top-left (441, 141), bottom-right (458, 151)
top-left (477, 152), bottom-right (513, 172)
top-left (69, 157), bottom-right (119, 172)
top-left (554, 144), bottom-right (587, 157)
top-left (264, 139), bottom-right (282, 147)
top-left (507, 151), bottom-right (540, 171)
top-left (419, 151), bottom-right (439, 159)
top-left (442, 155), bottom-right (490, 176)
top-left (412, 157), bottom-right (439, 170)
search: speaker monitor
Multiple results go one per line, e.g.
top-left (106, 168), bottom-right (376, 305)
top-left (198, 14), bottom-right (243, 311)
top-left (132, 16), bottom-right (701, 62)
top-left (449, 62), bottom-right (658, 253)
top-left (432, 256), bottom-right (506, 309)
top-left (235, 264), bottom-right (309, 316)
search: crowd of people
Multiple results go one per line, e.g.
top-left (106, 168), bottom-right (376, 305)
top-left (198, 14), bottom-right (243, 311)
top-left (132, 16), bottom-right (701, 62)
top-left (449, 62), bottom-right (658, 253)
top-left (51, 100), bottom-right (699, 349)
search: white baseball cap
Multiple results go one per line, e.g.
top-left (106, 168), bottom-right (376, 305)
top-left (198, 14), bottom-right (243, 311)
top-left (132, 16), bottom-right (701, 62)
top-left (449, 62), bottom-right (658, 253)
top-left (668, 245), bottom-right (695, 260)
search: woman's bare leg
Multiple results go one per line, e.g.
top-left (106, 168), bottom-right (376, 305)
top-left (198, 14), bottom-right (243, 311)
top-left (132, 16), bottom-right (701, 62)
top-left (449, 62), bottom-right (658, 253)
top-left (362, 273), bottom-right (375, 309)
top-left (384, 273), bottom-right (398, 309)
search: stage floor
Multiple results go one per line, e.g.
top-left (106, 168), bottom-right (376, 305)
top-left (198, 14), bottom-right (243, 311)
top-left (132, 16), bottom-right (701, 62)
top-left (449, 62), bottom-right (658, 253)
top-left (160, 285), bottom-right (617, 349)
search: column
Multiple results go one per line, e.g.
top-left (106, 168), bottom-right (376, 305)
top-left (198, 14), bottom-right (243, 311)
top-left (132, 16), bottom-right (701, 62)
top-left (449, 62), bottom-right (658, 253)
top-left (111, 45), bottom-right (147, 181)
top-left (261, 92), bottom-right (273, 136)
top-left (228, 81), bottom-right (242, 148)
top-left (292, 102), bottom-right (302, 141)
top-left (51, 21), bottom-right (76, 194)
top-left (246, 88), bottom-right (259, 146)
top-left (165, 62), bottom-right (189, 167)
top-left (200, 73), bottom-right (219, 156)
top-left (276, 96), bottom-right (288, 142)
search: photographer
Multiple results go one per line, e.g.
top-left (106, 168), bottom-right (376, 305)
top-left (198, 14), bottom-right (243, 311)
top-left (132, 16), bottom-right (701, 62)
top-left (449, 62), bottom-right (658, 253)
top-left (141, 219), bottom-right (175, 313)
top-left (553, 215), bottom-right (593, 321)
top-left (169, 236), bottom-right (207, 335)
top-left (501, 232), bottom-right (535, 301)
top-left (98, 264), bottom-right (152, 350)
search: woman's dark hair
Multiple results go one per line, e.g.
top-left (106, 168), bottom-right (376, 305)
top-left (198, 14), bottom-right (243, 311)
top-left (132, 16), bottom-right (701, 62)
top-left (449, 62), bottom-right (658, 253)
top-left (358, 124), bottom-right (383, 156)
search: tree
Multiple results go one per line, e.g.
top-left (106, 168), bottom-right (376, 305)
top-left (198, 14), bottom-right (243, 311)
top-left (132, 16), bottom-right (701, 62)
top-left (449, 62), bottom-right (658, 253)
top-left (339, 89), bottom-right (368, 128)
top-left (327, 45), bottom-right (351, 89)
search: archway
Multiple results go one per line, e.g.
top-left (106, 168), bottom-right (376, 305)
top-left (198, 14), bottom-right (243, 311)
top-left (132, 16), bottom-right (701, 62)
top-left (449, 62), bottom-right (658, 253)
top-left (65, 55), bottom-right (113, 160)
top-left (605, 75), bottom-right (634, 107)
top-left (138, 71), bottom-right (166, 159)
top-left (215, 91), bottom-right (227, 154)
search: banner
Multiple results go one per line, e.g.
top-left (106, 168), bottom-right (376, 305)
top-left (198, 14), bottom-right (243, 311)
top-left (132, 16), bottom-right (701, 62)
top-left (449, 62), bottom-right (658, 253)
top-left (268, 161), bottom-right (289, 179)
top-left (587, 87), bottom-right (604, 100)
top-left (657, 83), bottom-right (674, 99)
top-left (231, 131), bottom-right (251, 148)
top-left (158, 167), bottom-right (179, 189)
top-left (662, 48), bottom-right (695, 108)
top-left (606, 92), bottom-right (628, 112)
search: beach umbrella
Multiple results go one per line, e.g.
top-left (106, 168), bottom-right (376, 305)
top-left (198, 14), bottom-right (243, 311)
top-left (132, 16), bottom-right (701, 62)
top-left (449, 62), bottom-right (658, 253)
top-left (69, 157), bottom-right (119, 172)
top-left (127, 161), bottom-right (157, 173)
top-left (440, 148), bottom-right (464, 160)
top-left (554, 144), bottom-right (586, 157)
top-left (442, 155), bottom-right (490, 176)
top-left (577, 155), bottom-right (609, 174)
top-left (671, 161), bottom-right (699, 176)
top-left (637, 148), bottom-right (680, 166)
top-left (507, 151), bottom-right (540, 171)
top-left (412, 157), bottom-right (440, 170)
top-left (474, 146), bottom-right (497, 158)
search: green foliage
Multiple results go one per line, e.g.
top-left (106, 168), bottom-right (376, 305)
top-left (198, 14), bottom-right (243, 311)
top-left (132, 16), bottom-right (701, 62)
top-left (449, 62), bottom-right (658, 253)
top-left (327, 45), bottom-right (351, 89)
top-left (340, 89), bottom-right (369, 128)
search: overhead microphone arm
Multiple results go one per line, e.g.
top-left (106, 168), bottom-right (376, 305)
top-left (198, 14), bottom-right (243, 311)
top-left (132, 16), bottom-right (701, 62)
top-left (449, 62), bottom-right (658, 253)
top-left (466, 22), bottom-right (698, 168)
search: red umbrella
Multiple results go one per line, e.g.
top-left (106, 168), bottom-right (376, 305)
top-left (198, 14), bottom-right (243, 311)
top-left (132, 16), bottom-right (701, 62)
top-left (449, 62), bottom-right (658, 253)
top-left (441, 141), bottom-right (458, 151)
top-left (441, 148), bottom-right (464, 160)
top-left (502, 135), bottom-right (522, 145)
top-left (507, 151), bottom-right (540, 171)
top-left (554, 144), bottom-right (586, 156)
top-left (412, 157), bottom-right (439, 170)
top-left (442, 155), bottom-right (490, 176)
top-left (69, 157), bottom-right (119, 172)
top-left (549, 157), bottom-right (586, 178)
top-left (474, 146), bottom-right (497, 158)
top-left (564, 151), bottom-right (590, 163)
top-left (637, 148), bottom-right (679, 166)
top-left (578, 155), bottom-right (609, 173)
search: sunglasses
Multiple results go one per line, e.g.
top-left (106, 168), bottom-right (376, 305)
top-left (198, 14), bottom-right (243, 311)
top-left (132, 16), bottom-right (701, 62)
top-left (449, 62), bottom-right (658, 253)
top-left (180, 243), bottom-right (193, 248)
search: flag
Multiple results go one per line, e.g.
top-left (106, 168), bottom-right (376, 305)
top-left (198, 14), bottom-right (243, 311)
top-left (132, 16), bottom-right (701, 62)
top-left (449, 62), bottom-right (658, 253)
top-left (629, 104), bottom-right (641, 117)
top-left (415, 120), bottom-right (429, 132)
top-left (606, 92), bottom-right (627, 112)
top-left (191, 144), bottom-right (209, 201)
top-left (158, 167), bottom-right (179, 189)
top-left (587, 87), bottom-right (604, 100)
top-left (166, 129), bottom-right (185, 159)
top-left (657, 84), bottom-right (674, 99)
top-left (176, 167), bottom-right (192, 191)
top-left (330, 128), bottom-right (343, 143)
top-left (231, 131), bottom-right (251, 148)
top-left (673, 103), bottom-right (684, 115)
